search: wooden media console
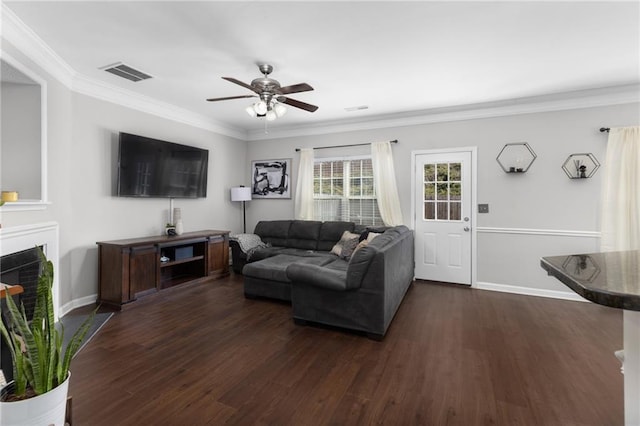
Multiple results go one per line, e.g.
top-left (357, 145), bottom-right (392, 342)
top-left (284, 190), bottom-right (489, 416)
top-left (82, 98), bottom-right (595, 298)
top-left (97, 230), bottom-right (229, 310)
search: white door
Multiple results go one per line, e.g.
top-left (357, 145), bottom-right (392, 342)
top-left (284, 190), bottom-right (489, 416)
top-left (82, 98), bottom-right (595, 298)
top-left (414, 151), bottom-right (472, 285)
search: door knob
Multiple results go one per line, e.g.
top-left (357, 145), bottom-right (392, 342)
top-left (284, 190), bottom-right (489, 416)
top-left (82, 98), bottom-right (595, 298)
top-left (464, 226), bottom-right (470, 232)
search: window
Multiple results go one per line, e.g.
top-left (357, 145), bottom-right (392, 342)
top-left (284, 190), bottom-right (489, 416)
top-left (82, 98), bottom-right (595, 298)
top-left (423, 162), bottom-right (462, 221)
top-left (313, 156), bottom-right (384, 225)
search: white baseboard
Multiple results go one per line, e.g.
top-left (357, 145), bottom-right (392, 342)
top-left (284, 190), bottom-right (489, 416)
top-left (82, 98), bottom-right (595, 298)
top-left (59, 293), bottom-right (98, 317)
top-left (474, 281), bottom-right (587, 303)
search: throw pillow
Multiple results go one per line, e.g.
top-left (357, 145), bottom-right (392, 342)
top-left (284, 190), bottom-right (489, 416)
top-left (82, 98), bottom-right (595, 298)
top-left (366, 232), bottom-right (381, 242)
top-left (339, 236), bottom-right (360, 260)
top-left (352, 239), bottom-right (369, 256)
top-left (331, 230), bottom-right (360, 257)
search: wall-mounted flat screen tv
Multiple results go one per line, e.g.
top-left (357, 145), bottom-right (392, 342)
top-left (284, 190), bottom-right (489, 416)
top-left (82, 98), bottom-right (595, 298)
top-left (117, 132), bottom-right (208, 198)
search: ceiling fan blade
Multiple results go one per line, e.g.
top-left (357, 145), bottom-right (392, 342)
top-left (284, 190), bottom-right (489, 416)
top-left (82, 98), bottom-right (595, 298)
top-left (277, 83), bottom-right (314, 95)
top-left (277, 96), bottom-right (318, 113)
top-left (206, 95), bottom-right (256, 102)
top-left (222, 77), bottom-right (260, 93)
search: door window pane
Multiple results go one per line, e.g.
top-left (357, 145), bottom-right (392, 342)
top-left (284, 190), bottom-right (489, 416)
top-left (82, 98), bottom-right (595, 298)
top-left (424, 202), bottom-right (435, 220)
top-left (450, 183), bottom-right (461, 201)
top-left (437, 202), bottom-right (449, 220)
top-left (424, 164), bottom-right (435, 182)
top-left (450, 202), bottom-right (461, 221)
top-left (437, 164), bottom-right (449, 181)
top-left (423, 161), bottom-right (464, 222)
top-left (424, 183), bottom-right (435, 201)
top-left (450, 163), bottom-right (461, 180)
top-left (437, 183), bottom-right (448, 200)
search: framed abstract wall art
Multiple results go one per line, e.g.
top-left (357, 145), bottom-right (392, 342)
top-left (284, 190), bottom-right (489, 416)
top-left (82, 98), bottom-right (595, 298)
top-left (251, 158), bottom-right (291, 199)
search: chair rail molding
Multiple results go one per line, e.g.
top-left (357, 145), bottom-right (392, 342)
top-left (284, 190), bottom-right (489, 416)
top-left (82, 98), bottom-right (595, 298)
top-left (477, 226), bottom-right (600, 238)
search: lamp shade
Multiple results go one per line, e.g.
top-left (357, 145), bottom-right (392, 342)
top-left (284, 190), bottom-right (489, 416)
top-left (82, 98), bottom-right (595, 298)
top-left (231, 186), bottom-right (252, 202)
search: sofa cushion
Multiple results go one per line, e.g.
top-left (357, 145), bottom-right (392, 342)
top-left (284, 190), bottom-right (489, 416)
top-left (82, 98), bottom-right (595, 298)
top-left (286, 262), bottom-right (348, 291)
top-left (254, 220), bottom-right (292, 247)
top-left (286, 220), bottom-right (322, 250)
top-left (244, 254), bottom-right (333, 283)
top-left (345, 229), bottom-right (398, 289)
top-left (247, 246), bottom-right (288, 262)
top-left (346, 244), bottom-right (377, 289)
top-left (317, 221), bottom-right (355, 251)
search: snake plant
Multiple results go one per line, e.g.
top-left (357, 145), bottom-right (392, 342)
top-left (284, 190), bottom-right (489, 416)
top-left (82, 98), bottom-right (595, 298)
top-left (0, 247), bottom-right (95, 400)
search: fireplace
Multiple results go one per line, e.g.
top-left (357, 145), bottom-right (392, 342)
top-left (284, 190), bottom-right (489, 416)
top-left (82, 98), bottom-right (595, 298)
top-left (0, 246), bottom-right (43, 319)
top-left (0, 222), bottom-right (59, 318)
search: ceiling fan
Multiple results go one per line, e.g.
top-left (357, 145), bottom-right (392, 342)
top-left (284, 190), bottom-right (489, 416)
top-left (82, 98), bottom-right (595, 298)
top-left (206, 64), bottom-right (318, 120)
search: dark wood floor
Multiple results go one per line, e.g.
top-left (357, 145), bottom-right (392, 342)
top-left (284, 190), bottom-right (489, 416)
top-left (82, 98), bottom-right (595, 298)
top-left (69, 274), bottom-right (623, 425)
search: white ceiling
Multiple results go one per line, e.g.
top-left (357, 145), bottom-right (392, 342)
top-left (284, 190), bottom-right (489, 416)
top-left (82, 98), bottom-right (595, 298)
top-left (4, 1), bottom-right (640, 136)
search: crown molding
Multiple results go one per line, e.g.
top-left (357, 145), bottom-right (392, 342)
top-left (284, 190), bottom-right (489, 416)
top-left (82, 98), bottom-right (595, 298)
top-left (247, 84), bottom-right (640, 141)
top-left (2, 4), bottom-right (76, 87)
top-left (71, 74), bottom-right (247, 140)
top-left (3, 3), bottom-right (638, 143)
top-left (1, 3), bottom-right (247, 140)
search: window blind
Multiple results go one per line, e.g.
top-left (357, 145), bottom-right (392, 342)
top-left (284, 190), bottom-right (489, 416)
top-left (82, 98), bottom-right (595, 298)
top-left (313, 156), bottom-right (384, 226)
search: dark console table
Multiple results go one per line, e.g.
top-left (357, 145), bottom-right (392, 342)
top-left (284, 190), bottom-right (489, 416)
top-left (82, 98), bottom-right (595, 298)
top-left (541, 250), bottom-right (640, 426)
top-left (97, 230), bottom-right (229, 310)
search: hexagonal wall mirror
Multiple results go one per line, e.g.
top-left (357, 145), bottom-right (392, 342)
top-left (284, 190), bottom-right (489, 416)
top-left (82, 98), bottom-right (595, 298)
top-left (496, 142), bottom-right (537, 173)
top-left (562, 153), bottom-right (600, 179)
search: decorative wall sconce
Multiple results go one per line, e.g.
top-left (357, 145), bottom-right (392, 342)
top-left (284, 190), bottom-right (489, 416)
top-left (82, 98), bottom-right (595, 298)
top-left (562, 153), bottom-right (600, 179)
top-left (496, 142), bottom-right (537, 173)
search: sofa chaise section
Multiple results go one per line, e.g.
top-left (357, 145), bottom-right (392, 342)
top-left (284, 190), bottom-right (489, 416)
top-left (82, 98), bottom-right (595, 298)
top-left (286, 225), bottom-right (415, 339)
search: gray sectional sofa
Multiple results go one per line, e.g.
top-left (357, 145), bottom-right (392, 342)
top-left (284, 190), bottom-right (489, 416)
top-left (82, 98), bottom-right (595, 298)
top-left (231, 220), bottom-right (415, 339)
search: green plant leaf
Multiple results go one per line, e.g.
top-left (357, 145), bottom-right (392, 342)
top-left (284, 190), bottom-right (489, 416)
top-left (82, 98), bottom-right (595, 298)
top-left (0, 246), bottom-right (94, 400)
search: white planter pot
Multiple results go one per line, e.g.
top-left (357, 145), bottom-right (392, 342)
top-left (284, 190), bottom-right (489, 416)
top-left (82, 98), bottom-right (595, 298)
top-left (0, 373), bottom-right (70, 426)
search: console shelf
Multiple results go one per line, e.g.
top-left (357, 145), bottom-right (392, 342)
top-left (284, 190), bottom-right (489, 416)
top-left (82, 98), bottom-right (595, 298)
top-left (160, 255), bottom-right (205, 268)
top-left (97, 230), bottom-right (229, 310)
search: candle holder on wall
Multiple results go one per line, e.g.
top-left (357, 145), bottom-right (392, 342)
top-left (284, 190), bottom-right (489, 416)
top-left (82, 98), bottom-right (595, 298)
top-left (562, 153), bottom-right (600, 179)
top-left (496, 142), bottom-right (537, 173)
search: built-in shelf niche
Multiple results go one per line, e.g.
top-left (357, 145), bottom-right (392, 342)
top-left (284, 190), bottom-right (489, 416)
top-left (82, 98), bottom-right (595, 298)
top-left (0, 54), bottom-right (48, 211)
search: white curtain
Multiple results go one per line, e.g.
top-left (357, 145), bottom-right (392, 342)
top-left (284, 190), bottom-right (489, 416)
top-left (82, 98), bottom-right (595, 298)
top-left (294, 148), bottom-right (315, 220)
top-left (600, 126), bottom-right (640, 251)
top-left (371, 141), bottom-right (403, 226)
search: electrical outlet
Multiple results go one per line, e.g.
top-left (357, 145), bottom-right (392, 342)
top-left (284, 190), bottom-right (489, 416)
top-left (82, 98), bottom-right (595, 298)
top-left (478, 204), bottom-right (489, 213)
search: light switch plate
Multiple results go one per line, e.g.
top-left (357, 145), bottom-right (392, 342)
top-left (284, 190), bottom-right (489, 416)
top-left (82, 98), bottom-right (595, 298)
top-left (478, 204), bottom-right (489, 213)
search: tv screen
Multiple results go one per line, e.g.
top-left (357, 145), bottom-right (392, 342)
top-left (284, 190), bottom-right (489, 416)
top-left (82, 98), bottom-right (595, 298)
top-left (117, 132), bottom-right (208, 198)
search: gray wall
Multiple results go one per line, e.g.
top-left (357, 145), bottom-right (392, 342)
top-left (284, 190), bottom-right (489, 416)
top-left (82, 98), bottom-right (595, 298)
top-left (1, 41), bottom-right (247, 310)
top-left (246, 102), bottom-right (640, 297)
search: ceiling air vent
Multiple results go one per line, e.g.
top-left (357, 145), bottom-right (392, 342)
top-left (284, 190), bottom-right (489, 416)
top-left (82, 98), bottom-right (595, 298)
top-left (101, 62), bottom-right (152, 82)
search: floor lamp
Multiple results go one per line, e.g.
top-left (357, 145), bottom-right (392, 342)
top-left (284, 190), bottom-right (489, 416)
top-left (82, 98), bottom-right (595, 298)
top-left (231, 186), bottom-right (252, 233)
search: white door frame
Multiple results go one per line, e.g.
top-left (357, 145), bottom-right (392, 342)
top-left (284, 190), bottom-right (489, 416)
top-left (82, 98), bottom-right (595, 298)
top-left (411, 147), bottom-right (478, 287)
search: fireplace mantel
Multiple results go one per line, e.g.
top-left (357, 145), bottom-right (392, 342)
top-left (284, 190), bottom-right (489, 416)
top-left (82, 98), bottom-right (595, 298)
top-left (0, 221), bottom-right (60, 319)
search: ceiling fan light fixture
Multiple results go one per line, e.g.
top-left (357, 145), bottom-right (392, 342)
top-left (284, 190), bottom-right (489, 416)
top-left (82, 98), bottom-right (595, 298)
top-left (253, 100), bottom-right (267, 115)
top-left (274, 102), bottom-right (287, 117)
top-left (266, 110), bottom-right (277, 121)
top-left (245, 105), bottom-right (257, 117)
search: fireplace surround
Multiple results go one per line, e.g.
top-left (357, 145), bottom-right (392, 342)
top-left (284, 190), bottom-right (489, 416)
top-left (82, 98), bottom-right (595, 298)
top-left (0, 222), bottom-right (59, 318)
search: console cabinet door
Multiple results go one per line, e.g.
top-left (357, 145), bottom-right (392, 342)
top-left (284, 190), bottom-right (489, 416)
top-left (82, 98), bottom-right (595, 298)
top-left (208, 234), bottom-right (229, 277)
top-left (129, 245), bottom-right (157, 298)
